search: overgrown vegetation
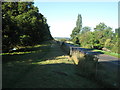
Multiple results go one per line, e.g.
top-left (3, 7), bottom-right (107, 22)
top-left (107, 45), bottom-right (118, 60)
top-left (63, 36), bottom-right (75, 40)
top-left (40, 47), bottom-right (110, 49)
top-left (2, 2), bottom-right (53, 53)
top-left (70, 14), bottom-right (119, 54)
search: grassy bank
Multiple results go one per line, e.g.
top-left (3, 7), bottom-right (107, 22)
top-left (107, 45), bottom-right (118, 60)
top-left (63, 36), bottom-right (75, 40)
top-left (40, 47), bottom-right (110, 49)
top-left (2, 40), bottom-right (102, 88)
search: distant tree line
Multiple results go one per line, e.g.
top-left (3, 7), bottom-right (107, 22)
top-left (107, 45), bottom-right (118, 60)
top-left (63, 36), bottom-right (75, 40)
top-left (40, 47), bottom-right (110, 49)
top-left (2, 2), bottom-right (53, 52)
top-left (71, 14), bottom-right (120, 53)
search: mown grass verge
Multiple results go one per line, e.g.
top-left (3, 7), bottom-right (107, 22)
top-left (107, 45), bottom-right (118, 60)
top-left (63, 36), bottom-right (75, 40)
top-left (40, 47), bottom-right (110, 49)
top-left (2, 41), bottom-right (52, 88)
top-left (2, 40), bottom-right (102, 88)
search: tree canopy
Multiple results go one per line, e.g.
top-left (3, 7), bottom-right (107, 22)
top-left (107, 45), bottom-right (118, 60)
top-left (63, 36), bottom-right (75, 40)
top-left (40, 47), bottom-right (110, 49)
top-left (2, 2), bottom-right (53, 52)
top-left (70, 15), bottom-right (119, 53)
top-left (70, 14), bottom-right (82, 44)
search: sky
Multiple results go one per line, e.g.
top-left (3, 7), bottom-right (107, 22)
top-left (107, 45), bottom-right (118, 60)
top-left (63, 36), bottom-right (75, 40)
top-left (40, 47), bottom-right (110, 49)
top-left (34, 1), bottom-right (118, 38)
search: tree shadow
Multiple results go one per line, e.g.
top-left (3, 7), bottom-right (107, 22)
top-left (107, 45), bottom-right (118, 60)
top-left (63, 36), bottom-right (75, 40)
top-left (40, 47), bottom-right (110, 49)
top-left (2, 43), bottom-right (67, 63)
top-left (2, 42), bottom-right (103, 88)
top-left (2, 45), bottom-right (50, 63)
top-left (96, 59), bottom-right (119, 88)
top-left (99, 60), bottom-right (120, 68)
top-left (3, 42), bottom-right (119, 88)
top-left (3, 61), bottom-right (104, 88)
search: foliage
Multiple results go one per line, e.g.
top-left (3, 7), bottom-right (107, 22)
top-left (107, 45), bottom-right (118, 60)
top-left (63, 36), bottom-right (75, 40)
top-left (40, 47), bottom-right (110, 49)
top-left (71, 21), bottom-right (118, 53)
top-left (2, 2), bottom-right (53, 52)
top-left (81, 26), bottom-right (91, 34)
top-left (70, 14), bottom-right (82, 44)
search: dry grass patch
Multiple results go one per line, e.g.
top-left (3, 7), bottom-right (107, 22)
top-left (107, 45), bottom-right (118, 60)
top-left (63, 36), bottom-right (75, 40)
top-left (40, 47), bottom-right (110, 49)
top-left (71, 50), bottom-right (98, 78)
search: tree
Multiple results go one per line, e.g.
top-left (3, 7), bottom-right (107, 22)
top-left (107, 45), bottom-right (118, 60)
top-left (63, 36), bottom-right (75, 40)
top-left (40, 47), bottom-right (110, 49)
top-left (2, 2), bottom-right (20, 51)
top-left (78, 23), bottom-right (115, 50)
top-left (78, 31), bottom-right (94, 48)
top-left (81, 26), bottom-right (91, 34)
top-left (70, 14), bottom-right (82, 43)
top-left (94, 22), bottom-right (107, 31)
top-left (76, 14), bottom-right (82, 31)
top-left (2, 2), bottom-right (53, 52)
top-left (110, 27), bottom-right (120, 53)
top-left (93, 23), bottom-right (113, 49)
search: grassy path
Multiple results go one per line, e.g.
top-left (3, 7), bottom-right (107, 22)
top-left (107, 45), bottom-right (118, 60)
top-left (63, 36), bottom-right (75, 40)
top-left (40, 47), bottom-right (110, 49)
top-left (3, 41), bottom-right (102, 88)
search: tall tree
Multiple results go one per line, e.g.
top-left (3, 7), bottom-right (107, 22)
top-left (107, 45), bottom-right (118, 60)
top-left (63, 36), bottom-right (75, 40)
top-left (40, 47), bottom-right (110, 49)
top-left (76, 14), bottom-right (82, 32)
top-left (2, 2), bottom-right (53, 52)
top-left (70, 14), bottom-right (82, 44)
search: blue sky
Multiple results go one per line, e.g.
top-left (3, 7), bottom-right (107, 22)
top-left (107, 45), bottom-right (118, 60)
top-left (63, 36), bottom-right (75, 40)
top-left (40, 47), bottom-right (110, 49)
top-left (34, 1), bottom-right (118, 37)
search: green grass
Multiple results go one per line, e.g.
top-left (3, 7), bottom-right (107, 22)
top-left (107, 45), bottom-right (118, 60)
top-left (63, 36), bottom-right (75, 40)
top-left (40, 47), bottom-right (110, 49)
top-left (93, 49), bottom-right (120, 58)
top-left (2, 40), bottom-right (102, 88)
top-left (2, 41), bottom-right (52, 88)
top-left (1, 44), bottom-right (48, 55)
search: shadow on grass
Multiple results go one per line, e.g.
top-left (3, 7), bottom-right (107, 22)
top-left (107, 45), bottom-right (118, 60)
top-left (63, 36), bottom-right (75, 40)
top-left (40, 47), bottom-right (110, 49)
top-left (3, 42), bottom-right (118, 88)
top-left (2, 45), bottom-right (102, 88)
top-left (95, 60), bottom-right (119, 88)
top-left (3, 62), bottom-right (103, 88)
top-left (2, 43), bottom-right (66, 63)
top-left (4, 45), bottom-right (49, 53)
